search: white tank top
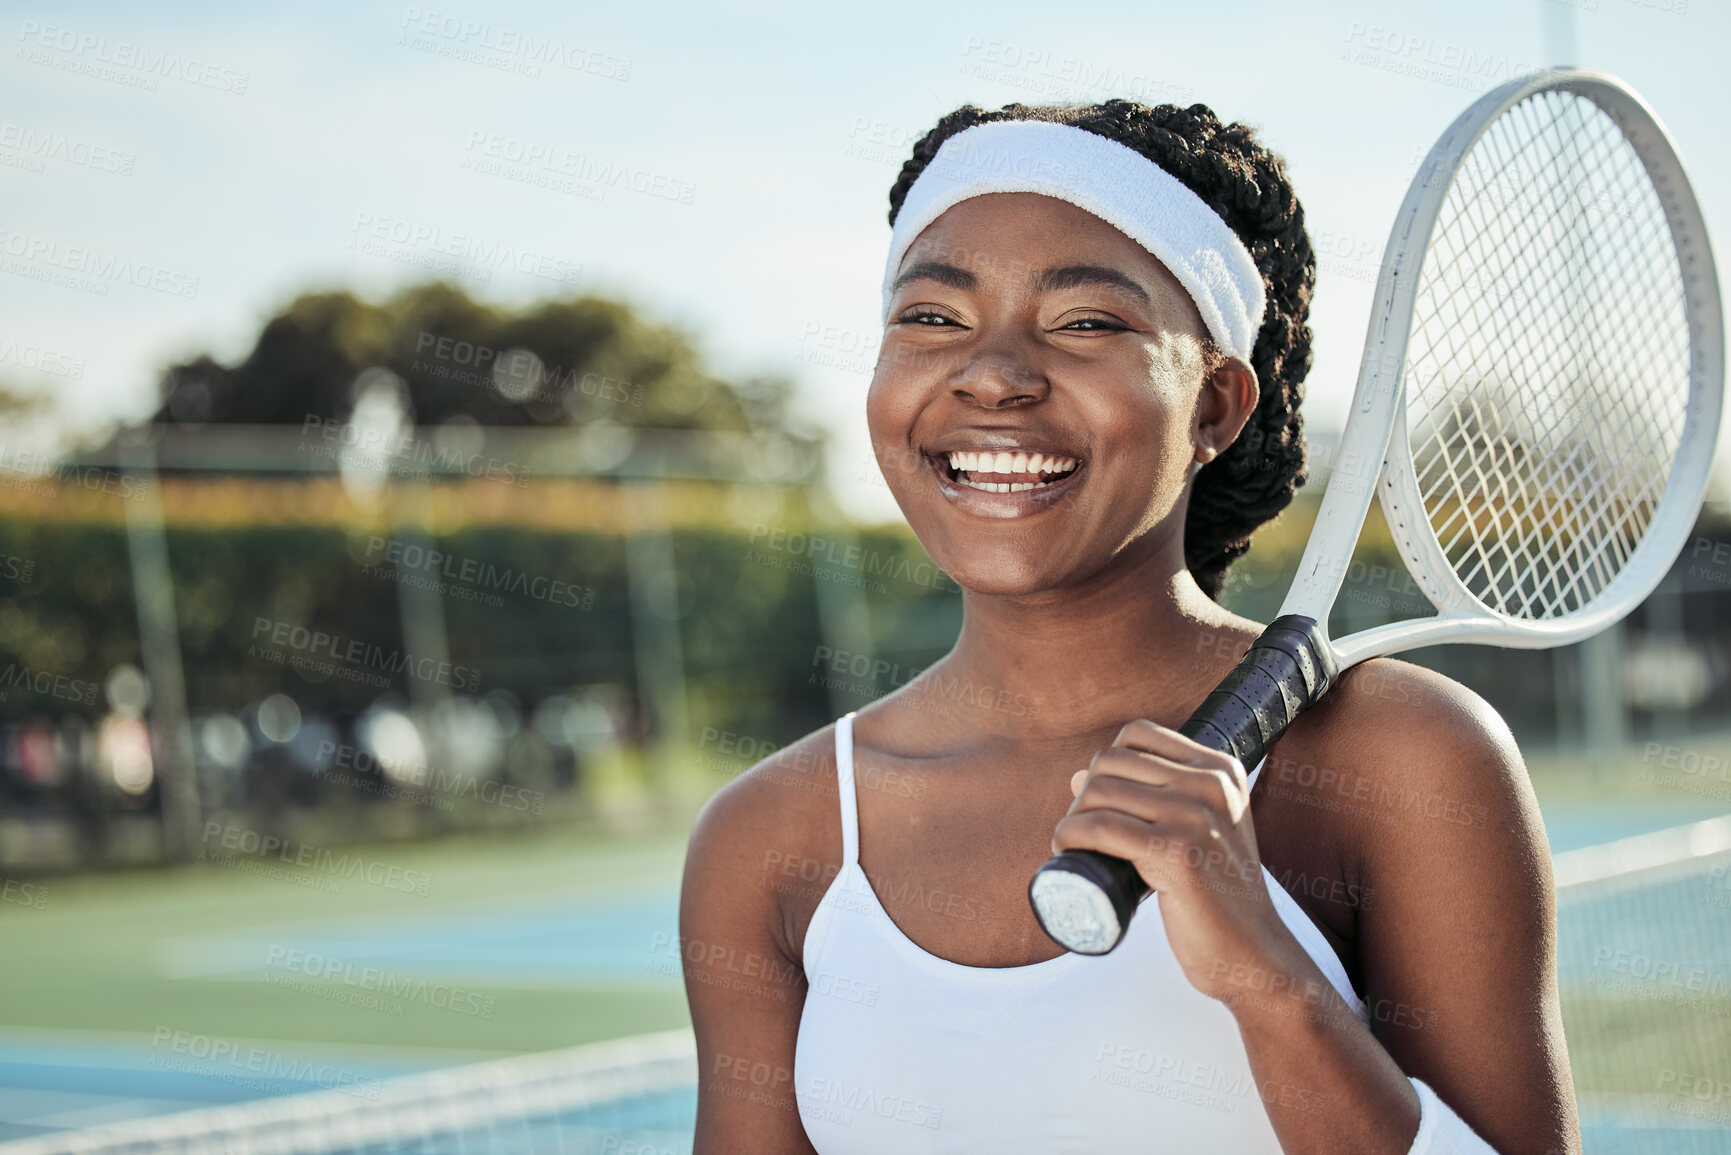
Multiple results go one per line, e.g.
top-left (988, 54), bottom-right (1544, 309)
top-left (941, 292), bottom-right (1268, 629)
top-left (794, 711), bottom-right (1370, 1153)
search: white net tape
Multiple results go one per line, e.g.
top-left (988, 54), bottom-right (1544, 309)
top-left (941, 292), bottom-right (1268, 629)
top-left (1404, 88), bottom-right (1691, 620)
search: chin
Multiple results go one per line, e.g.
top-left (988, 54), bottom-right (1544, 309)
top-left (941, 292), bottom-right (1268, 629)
top-left (918, 540), bottom-right (1058, 598)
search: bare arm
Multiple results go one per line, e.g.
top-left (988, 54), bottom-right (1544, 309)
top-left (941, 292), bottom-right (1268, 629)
top-left (1054, 660), bottom-right (1578, 1154)
top-left (1223, 664), bottom-right (1580, 1153)
top-left (680, 764), bottom-right (823, 1155)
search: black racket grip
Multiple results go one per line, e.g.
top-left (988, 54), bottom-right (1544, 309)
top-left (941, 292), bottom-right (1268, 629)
top-left (1029, 615), bottom-right (1338, 953)
top-left (1178, 614), bottom-right (1339, 774)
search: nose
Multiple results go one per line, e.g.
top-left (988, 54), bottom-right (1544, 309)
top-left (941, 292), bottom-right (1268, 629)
top-left (948, 344), bottom-right (1049, 409)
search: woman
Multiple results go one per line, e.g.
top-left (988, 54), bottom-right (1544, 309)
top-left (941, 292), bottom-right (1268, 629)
top-left (679, 98), bottom-right (1578, 1154)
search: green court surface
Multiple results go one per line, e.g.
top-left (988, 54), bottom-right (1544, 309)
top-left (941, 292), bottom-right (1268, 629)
top-left (0, 825), bottom-right (695, 1058)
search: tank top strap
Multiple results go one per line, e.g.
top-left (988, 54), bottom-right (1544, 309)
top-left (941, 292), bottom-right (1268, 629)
top-left (834, 711), bottom-right (861, 866)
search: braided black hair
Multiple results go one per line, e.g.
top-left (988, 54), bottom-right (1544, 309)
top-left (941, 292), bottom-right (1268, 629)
top-left (887, 99), bottom-right (1315, 599)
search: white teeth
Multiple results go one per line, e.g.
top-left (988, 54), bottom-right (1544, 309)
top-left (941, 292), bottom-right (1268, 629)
top-left (940, 449), bottom-right (1081, 488)
top-left (941, 450), bottom-right (1073, 471)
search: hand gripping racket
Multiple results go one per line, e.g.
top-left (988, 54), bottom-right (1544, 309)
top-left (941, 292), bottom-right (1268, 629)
top-left (1028, 68), bottom-right (1725, 955)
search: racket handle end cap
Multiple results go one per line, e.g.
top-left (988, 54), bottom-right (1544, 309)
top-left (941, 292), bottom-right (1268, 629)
top-left (1029, 850), bottom-right (1141, 955)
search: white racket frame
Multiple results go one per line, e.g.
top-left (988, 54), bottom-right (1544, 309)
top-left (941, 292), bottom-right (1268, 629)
top-left (1280, 68), bottom-right (1724, 669)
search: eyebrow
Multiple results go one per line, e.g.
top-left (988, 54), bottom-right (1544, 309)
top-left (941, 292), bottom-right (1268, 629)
top-left (890, 261), bottom-right (1151, 307)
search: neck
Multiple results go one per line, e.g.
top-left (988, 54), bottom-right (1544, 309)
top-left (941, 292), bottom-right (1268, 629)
top-left (924, 544), bottom-right (1255, 743)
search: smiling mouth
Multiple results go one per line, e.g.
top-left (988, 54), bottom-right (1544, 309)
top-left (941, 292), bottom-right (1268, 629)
top-left (937, 450), bottom-right (1080, 494)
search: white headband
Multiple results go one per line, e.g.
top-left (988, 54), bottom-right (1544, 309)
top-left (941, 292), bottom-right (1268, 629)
top-left (881, 120), bottom-right (1266, 362)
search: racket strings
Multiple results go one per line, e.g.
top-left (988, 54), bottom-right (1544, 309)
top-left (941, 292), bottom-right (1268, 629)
top-left (1402, 88), bottom-right (1690, 620)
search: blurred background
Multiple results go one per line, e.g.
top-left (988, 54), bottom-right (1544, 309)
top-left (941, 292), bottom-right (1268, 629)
top-left (1, 0), bottom-right (1727, 1151)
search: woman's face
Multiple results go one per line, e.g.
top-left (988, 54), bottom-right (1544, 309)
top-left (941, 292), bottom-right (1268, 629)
top-left (869, 191), bottom-right (1242, 596)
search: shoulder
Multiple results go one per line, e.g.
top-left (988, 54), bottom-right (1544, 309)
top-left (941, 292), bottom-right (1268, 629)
top-left (1261, 656), bottom-right (1551, 942)
top-left (1276, 655), bottom-right (1555, 976)
top-left (682, 723), bottom-right (847, 963)
top-left (1283, 657), bottom-right (1535, 831)
top-left (689, 723), bottom-right (844, 845)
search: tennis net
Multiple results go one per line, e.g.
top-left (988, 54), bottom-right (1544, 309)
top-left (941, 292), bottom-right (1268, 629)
top-left (0, 1028), bottom-right (697, 1155)
top-left (1557, 813), bottom-right (1731, 1153)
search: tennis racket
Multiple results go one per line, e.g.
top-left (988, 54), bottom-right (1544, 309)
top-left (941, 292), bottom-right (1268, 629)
top-left (1028, 68), bottom-right (1724, 955)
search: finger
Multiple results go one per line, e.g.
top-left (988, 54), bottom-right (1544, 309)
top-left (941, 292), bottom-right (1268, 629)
top-left (1052, 810), bottom-right (1263, 900)
top-left (1080, 747), bottom-right (1247, 821)
top-left (1070, 768), bottom-right (1086, 797)
top-left (1051, 808), bottom-right (1209, 884)
top-left (1113, 718), bottom-right (1245, 783)
top-left (1069, 776), bottom-right (1219, 830)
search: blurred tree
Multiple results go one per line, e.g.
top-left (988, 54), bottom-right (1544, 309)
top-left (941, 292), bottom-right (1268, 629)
top-left (149, 282), bottom-right (804, 436)
top-left (0, 382), bottom-right (51, 421)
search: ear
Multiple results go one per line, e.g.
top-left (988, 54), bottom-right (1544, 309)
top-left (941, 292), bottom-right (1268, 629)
top-left (1192, 357), bottom-right (1260, 466)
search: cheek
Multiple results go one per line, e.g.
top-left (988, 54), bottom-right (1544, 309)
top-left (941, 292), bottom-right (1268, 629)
top-left (865, 373), bottom-right (924, 491)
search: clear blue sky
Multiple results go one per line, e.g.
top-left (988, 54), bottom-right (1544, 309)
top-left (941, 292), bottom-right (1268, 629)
top-left (2, 0), bottom-right (1725, 520)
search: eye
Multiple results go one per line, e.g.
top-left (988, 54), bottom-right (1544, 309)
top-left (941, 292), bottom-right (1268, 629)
top-left (899, 309), bottom-right (962, 327)
top-left (1057, 315), bottom-right (1129, 332)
